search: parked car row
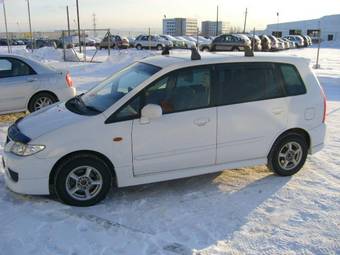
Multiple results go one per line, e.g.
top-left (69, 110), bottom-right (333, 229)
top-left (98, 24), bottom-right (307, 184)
top-left (198, 33), bottom-right (312, 52)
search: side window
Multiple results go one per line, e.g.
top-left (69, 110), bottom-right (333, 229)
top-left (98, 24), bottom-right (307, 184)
top-left (217, 63), bottom-right (284, 105)
top-left (112, 96), bottom-right (141, 121)
top-left (214, 35), bottom-right (225, 43)
top-left (279, 64), bottom-right (306, 96)
top-left (0, 58), bottom-right (34, 78)
top-left (144, 67), bottom-right (212, 113)
top-left (0, 59), bottom-right (12, 78)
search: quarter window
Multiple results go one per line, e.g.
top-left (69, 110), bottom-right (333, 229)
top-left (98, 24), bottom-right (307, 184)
top-left (217, 63), bottom-right (284, 105)
top-left (0, 58), bottom-right (35, 78)
top-left (279, 64), bottom-right (306, 96)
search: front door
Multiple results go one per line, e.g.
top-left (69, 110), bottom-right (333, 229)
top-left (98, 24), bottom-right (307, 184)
top-left (132, 66), bottom-right (217, 175)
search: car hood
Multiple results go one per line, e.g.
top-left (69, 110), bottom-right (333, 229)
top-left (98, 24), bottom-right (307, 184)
top-left (17, 103), bottom-right (87, 140)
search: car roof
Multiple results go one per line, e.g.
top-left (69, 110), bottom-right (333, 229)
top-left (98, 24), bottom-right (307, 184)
top-left (0, 53), bottom-right (58, 74)
top-left (139, 52), bottom-right (310, 69)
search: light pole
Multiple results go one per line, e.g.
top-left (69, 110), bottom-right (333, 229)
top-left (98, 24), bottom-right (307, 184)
top-left (243, 8), bottom-right (248, 34)
top-left (26, 0), bottom-right (33, 52)
top-left (1, 0), bottom-right (11, 53)
top-left (216, 5), bottom-right (219, 36)
top-left (76, 0), bottom-right (81, 53)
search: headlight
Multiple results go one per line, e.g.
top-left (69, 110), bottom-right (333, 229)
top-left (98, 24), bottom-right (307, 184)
top-left (10, 142), bottom-right (45, 156)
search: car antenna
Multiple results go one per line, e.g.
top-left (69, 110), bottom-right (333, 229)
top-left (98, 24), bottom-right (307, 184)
top-left (191, 46), bottom-right (201, 60)
top-left (161, 45), bottom-right (170, 55)
top-left (245, 27), bottom-right (255, 57)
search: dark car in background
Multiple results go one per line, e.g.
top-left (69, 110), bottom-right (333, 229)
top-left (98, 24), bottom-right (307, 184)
top-left (199, 34), bottom-right (251, 52)
top-left (26, 39), bottom-right (57, 49)
top-left (98, 35), bottom-right (129, 49)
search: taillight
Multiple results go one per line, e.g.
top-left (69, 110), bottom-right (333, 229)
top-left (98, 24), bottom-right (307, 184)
top-left (66, 72), bottom-right (73, 88)
top-left (321, 88), bottom-right (327, 123)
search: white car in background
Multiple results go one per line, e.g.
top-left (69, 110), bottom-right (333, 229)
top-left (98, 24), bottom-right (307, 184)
top-left (283, 35), bottom-right (305, 48)
top-left (3, 51), bottom-right (326, 206)
top-left (0, 54), bottom-right (76, 114)
top-left (175, 36), bottom-right (196, 48)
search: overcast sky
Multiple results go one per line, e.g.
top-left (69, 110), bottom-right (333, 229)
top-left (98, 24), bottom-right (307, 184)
top-left (1, 0), bottom-right (340, 33)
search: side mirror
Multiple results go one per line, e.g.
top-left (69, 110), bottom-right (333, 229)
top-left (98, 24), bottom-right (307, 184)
top-left (140, 104), bottom-right (162, 124)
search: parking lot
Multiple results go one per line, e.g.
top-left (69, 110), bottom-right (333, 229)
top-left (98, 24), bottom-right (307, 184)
top-left (0, 43), bottom-right (339, 254)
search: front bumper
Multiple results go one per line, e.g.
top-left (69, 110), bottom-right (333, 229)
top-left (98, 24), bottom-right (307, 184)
top-left (2, 150), bottom-right (53, 195)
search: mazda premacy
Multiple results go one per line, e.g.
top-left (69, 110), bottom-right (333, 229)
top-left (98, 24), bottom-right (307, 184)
top-left (3, 51), bottom-right (326, 206)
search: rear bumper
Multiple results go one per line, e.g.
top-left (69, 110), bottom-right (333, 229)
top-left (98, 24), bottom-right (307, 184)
top-left (309, 123), bottom-right (326, 154)
top-left (56, 87), bottom-right (76, 102)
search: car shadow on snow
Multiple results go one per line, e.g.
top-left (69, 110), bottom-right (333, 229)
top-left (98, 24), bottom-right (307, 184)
top-left (0, 166), bottom-right (292, 254)
top-left (72, 166), bottom-right (291, 254)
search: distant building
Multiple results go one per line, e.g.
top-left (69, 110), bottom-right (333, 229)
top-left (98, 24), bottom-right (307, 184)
top-left (201, 21), bottom-right (230, 36)
top-left (265, 14), bottom-right (340, 41)
top-left (162, 18), bottom-right (198, 36)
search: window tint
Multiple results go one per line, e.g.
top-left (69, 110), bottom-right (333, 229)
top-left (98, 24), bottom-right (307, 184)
top-left (279, 64), bottom-right (306, 96)
top-left (0, 58), bottom-right (34, 78)
top-left (113, 95), bottom-right (141, 121)
top-left (144, 67), bottom-right (211, 113)
top-left (217, 63), bottom-right (284, 105)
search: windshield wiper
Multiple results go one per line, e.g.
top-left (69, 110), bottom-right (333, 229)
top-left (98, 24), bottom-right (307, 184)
top-left (85, 105), bottom-right (102, 113)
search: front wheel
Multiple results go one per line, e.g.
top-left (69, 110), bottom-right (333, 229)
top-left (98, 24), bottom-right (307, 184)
top-left (54, 154), bottom-right (112, 206)
top-left (267, 134), bottom-right (308, 176)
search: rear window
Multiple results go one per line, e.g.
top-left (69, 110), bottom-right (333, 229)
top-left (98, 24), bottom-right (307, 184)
top-left (279, 64), bottom-right (306, 96)
top-left (216, 63), bottom-right (284, 105)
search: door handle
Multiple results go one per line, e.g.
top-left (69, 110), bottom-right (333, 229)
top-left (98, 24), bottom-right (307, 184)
top-left (27, 77), bottom-right (37, 82)
top-left (194, 118), bottom-right (210, 127)
top-left (272, 108), bottom-right (283, 115)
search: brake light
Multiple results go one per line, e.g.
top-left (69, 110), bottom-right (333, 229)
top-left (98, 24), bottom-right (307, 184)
top-left (321, 87), bottom-right (327, 123)
top-left (66, 72), bottom-right (73, 88)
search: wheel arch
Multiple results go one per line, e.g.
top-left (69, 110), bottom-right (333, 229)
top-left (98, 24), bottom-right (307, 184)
top-left (48, 150), bottom-right (117, 194)
top-left (268, 128), bottom-right (311, 158)
top-left (27, 90), bottom-right (59, 110)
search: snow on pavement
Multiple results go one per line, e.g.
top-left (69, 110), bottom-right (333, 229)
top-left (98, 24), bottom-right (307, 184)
top-left (0, 46), bottom-right (339, 255)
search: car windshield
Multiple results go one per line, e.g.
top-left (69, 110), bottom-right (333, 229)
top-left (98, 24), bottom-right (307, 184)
top-left (70, 62), bottom-right (160, 114)
top-left (166, 35), bottom-right (177, 41)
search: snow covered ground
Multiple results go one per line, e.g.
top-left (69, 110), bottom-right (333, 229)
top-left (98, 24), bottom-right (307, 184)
top-left (0, 45), bottom-right (339, 255)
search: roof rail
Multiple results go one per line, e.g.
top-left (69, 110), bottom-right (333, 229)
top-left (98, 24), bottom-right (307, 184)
top-left (161, 46), bottom-right (202, 60)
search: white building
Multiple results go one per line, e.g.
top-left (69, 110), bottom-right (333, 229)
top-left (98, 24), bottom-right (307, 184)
top-left (265, 14), bottom-right (340, 41)
top-left (201, 21), bottom-right (230, 36)
top-left (162, 18), bottom-right (198, 36)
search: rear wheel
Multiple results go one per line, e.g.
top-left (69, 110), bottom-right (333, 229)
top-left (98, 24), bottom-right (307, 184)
top-left (202, 47), bottom-right (209, 52)
top-left (156, 44), bottom-right (163, 51)
top-left (54, 154), bottom-right (112, 206)
top-left (136, 44), bottom-right (142, 50)
top-left (267, 134), bottom-right (308, 176)
top-left (28, 92), bottom-right (58, 112)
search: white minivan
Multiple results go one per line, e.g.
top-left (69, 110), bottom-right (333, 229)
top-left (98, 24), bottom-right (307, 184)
top-left (2, 51), bottom-right (326, 206)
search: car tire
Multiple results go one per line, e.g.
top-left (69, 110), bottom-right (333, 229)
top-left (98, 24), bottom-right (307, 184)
top-left (136, 44), bottom-right (142, 50)
top-left (267, 134), bottom-right (308, 176)
top-left (202, 47), bottom-right (209, 52)
top-left (232, 47), bottom-right (240, 51)
top-left (28, 92), bottom-right (58, 112)
top-left (156, 44), bottom-right (163, 51)
top-left (54, 154), bottom-right (112, 206)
